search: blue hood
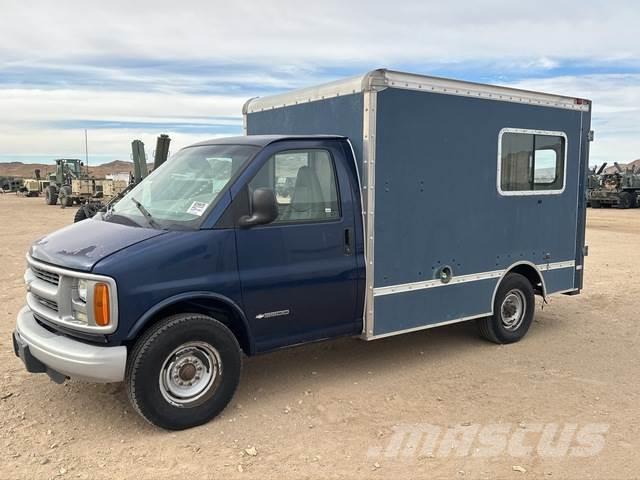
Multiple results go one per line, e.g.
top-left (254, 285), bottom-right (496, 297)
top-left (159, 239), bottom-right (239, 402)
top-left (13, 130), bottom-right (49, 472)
top-left (30, 218), bottom-right (167, 272)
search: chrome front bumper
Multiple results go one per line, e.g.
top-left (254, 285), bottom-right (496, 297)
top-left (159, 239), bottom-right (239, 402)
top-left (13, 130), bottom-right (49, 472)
top-left (13, 306), bottom-right (126, 383)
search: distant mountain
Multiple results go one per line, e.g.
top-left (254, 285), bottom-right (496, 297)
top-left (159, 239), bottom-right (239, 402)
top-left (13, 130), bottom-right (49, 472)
top-left (0, 160), bottom-right (153, 179)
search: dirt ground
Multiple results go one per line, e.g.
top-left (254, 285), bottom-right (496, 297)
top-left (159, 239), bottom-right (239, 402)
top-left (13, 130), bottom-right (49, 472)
top-left (0, 194), bottom-right (638, 479)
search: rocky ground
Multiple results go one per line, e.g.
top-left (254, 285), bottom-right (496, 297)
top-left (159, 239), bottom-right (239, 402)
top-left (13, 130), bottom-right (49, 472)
top-left (0, 194), bottom-right (638, 479)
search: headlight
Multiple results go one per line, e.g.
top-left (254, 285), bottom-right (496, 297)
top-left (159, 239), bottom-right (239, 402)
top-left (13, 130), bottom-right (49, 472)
top-left (77, 279), bottom-right (88, 302)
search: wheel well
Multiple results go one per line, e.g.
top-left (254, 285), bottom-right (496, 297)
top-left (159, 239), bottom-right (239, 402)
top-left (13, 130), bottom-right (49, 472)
top-left (507, 264), bottom-right (545, 297)
top-left (132, 298), bottom-right (253, 355)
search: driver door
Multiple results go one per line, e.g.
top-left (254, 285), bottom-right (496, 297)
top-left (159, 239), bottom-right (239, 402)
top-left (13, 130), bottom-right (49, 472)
top-left (233, 140), bottom-right (360, 352)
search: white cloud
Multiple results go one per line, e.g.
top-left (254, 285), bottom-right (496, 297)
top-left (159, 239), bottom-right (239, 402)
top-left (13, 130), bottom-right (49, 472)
top-left (506, 74), bottom-right (640, 163)
top-left (0, 0), bottom-right (638, 163)
top-left (1, 0), bottom-right (639, 64)
top-left (0, 125), bottom-right (218, 160)
top-left (0, 88), bottom-right (244, 125)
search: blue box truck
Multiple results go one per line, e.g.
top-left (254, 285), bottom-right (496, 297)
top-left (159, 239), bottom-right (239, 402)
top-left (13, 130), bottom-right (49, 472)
top-left (13, 69), bottom-right (592, 429)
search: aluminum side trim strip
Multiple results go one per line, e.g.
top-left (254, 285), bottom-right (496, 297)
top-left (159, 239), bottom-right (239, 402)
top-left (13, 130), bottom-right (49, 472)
top-left (373, 260), bottom-right (575, 297)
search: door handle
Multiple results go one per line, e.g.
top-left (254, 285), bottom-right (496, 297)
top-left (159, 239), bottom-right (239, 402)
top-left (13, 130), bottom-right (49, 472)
top-left (344, 228), bottom-right (353, 255)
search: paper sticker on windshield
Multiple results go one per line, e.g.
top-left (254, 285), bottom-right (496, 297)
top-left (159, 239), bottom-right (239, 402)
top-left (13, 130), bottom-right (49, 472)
top-left (187, 201), bottom-right (208, 216)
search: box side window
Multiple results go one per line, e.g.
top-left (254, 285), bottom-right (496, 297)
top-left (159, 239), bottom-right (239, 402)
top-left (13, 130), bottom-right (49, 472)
top-left (499, 129), bottom-right (566, 195)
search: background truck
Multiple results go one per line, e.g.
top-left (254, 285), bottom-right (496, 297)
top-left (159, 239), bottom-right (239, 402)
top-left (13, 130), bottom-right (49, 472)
top-left (73, 135), bottom-right (170, 222)
top-left (13, 69), bottom-right (591, 430)
top-left (19, 169), bottom-right (50, 197)
top-left (44, 158), bottom-right (86, 205)
top-left (588, 162), bottom-right (640, 208)
top-left (0, 176), bottom-right (24, 193)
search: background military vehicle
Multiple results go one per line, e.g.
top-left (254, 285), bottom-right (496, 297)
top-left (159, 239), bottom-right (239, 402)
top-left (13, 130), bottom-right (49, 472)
top-left (44, 158), bottom-right (86, 206)
top-left (73, 135), bottom-right (170, 222)
top-left (588, 162), bottom-right (640, 209)
top-left (1, 176), bottom-right (24, 193)
top-left (19, 169), bottom-right (50, 197)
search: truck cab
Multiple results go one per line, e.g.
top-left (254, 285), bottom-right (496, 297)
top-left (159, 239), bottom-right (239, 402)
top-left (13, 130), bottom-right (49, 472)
top-left (14, 135), bottom-right (365, 430)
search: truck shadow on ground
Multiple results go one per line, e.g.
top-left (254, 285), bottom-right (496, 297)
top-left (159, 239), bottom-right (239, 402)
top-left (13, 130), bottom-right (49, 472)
top-left (60, 312), bottom-right (561, 433)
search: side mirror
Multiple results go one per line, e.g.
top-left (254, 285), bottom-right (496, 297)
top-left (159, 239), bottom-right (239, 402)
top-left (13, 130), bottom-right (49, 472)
top-left (238, 188), bottom-right (278, 228)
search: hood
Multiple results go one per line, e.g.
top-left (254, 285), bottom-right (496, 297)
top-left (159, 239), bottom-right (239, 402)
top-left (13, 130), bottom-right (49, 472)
top-left (30, 218), bottom-right (167, 272)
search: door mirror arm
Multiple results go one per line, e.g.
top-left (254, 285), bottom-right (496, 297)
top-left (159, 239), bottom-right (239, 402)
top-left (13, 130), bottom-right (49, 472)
top-left (238, 188), bottom-right (279, 228)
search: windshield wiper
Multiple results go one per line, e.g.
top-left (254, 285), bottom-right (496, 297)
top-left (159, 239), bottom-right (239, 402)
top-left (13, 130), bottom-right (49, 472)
top-left (131, 197), bottom-right (163, 229)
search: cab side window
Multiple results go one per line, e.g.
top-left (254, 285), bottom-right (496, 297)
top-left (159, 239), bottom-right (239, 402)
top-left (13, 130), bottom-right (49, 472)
top-left (249, 149), bottom-right (340, 223)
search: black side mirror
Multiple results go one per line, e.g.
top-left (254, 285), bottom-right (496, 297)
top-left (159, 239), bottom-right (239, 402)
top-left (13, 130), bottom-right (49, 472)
top-left (238, 188), bottom-right (278, 228)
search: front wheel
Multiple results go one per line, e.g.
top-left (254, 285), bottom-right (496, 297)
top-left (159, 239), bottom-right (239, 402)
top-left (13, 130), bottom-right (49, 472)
top-left (477, 273), bottom-right (535, 344)
top-left (125, 313), bottom-right (242, 430)
top-left (45, 185), bottom-right (58, 205)
top-left (59, 186), bottom-right (73, 207)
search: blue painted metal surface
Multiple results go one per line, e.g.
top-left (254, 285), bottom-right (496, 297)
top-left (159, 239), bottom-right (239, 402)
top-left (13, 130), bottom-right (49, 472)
top-left (231, 139), bottom-right (363, 351)
top-left (94, 228), bottom-right (245, 345)
top-left (370, 88), bottom-right (586, 335)
top-left (30, 220), bottom-right (167, 272)
top-left (542, 268), bottom-right (576, 294)
top-left (374, 88), bottom-right (582, 283)
top-left (374, 279), bottom-right (496, 333)
top-left (246, 93), bottom-right (365, 171)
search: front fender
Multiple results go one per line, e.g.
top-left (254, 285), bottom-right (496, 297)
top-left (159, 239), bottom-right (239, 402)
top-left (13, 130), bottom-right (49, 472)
top-left (125, 291), bottom-right (254, 354)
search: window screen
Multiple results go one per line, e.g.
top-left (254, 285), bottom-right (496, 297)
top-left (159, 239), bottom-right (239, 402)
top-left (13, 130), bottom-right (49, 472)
top-left (499, 131), bottom-right (565, 193)
top-left (249, 149), bottom-right (340, 223)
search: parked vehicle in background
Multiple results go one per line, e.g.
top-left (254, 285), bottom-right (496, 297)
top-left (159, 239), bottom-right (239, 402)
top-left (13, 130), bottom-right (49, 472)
top-left (44, 158), bottom-right (86, 206)
top-left (588, 162), bottom-right (640, 208)
top-left (73, 135), bottom-right (170, 222)
top-left (13, 69), bottom-right (592, 430)
top-left (1, 176), bottom-right (24, 193)
top-left (19, 169), bottom-right (50, 197)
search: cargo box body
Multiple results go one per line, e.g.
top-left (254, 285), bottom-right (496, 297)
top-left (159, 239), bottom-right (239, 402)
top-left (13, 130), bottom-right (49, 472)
top-left (244, 69), bottom-right (591, 339)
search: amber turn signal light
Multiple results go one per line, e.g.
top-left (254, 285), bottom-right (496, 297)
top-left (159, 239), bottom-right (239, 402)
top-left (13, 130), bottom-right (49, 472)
top-left (93, 283), bottom-right (110, 326)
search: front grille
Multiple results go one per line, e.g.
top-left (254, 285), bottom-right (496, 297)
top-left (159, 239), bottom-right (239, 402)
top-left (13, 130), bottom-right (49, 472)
top-left (31, 265), bottom-right (60, 286)
top-left (35, 295), bottom-right (59, 312)
top-left (26, 256), bottom-right (118, 334)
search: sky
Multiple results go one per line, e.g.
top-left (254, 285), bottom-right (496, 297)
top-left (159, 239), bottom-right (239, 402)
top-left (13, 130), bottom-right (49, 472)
top-left (1, 0), bottom-right (639, 166)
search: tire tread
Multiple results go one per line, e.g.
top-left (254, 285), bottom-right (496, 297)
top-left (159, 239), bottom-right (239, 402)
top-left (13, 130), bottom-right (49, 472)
top-left (125, 313), bottom-right (241, 429)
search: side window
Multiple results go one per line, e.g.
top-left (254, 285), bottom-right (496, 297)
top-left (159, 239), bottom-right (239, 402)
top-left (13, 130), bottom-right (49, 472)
top-left (248, 149), bottom-right (340, 223)
top-left (499, 130), bottom-right (566, 194)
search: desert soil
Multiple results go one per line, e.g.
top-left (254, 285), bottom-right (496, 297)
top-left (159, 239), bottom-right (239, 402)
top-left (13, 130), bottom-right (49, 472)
top-left (0, 194), bottom-right (638, 479)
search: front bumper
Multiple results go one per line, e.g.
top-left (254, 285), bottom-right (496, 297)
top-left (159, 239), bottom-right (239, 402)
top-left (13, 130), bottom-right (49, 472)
top-left (13, 306), bottom-right (126, 383)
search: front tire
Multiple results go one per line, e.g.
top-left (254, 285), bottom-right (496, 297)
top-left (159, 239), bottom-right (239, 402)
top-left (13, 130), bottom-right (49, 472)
top-left (45, 185), bottom-right (58, 205)
top-left (125, 313), bottom-right (242, 430)
top-left (59, 186), bottom-right (73, 207)
top-left (74, 206), bottom-right (89, 222)
top-left (478, 273), bottom-right (535, 344)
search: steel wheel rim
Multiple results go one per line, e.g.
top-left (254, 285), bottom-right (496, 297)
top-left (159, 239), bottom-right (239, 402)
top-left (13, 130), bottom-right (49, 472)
top-left (159, 341), bottom-right (222, 408)
top-left (500, 289), bottom-right (526, 331)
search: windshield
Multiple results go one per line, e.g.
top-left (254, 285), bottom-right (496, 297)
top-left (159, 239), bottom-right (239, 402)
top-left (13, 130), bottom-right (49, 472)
top-left (108, 144), bottom-right (258, 229)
